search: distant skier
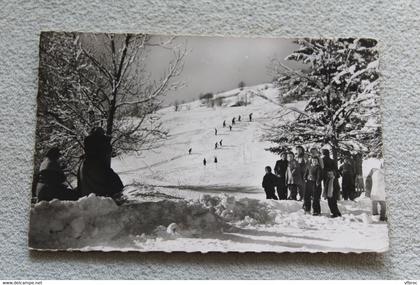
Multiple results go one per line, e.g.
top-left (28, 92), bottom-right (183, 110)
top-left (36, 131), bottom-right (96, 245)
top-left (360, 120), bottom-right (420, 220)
top-left (214, 156), bottom-right (218, 163)
top-left (238, 115), bottom-right (241, 122)
top-left (215, 128), bottom-right (218, 136)
top-left (223, 120), bottom-right (226, 128)
top-left (188, 148), bottom-right (192, 155)
top-left (203, 158), bottom-right (207, 166)
top-left (229, 125), bottom-right (232, 131)
top-left (249, 113), bottom-right (253, 121)
top-left (219, 139), bottom-right (223, 146)
top-left (232, 117), bottom-right (235, 125)
top-left (215, 142), bottom-right (218, 149)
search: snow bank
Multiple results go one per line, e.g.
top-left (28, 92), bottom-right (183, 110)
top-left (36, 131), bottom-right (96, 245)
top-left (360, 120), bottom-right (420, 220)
top-left (29, 193), bottom-right (296, 250)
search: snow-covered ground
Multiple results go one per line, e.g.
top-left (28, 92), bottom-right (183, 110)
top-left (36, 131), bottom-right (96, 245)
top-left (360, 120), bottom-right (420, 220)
top-left (29, 84), bottom-right (389, 252)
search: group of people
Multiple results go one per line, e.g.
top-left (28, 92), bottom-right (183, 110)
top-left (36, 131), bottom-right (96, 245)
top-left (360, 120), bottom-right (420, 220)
top-left (262, 146), bottom-right (386, 220)
top-left (33, 127), bottom-right (124, 202)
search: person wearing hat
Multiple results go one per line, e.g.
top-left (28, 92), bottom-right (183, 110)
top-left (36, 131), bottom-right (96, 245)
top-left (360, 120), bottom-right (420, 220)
top-left (35, 147), bottom-right (77, 202)
top-left (274, 151), bottom-right (288, 200)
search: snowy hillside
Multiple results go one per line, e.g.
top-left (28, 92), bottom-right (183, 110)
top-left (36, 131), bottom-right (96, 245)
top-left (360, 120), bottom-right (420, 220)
top-left (113, 83), bottom-right (305, 200)
top-left (29, 84), bottom-right (388, 252)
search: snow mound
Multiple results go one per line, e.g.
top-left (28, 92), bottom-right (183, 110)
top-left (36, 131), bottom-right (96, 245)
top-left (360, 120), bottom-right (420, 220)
top-left (29, 193), bottom-right (295, 250)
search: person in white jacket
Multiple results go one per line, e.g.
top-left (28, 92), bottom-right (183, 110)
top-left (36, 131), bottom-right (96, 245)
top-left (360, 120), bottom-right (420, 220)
top-left (366, 162), bottom-right (387, 221)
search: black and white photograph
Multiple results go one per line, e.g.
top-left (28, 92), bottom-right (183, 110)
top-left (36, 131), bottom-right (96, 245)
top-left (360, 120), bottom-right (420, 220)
top-left (29, 32), bottom-right (388, 252)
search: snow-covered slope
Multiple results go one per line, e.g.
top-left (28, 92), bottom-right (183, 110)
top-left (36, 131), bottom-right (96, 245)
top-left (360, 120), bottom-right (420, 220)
top-left (113, 83), bottom-right (305, 199)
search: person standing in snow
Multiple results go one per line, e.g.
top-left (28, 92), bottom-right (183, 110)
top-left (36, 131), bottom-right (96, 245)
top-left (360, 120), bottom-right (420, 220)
top-left (215, 128), bottom-right (218, 136)
top-left (232, 117), bottom-right (235, 125)
top-left (274, 151), bottom-right (288, 200)
top-left (339, 157), bottom-right (356, 200)
top-left (215, 142), bottom-right (218, 149)
top-left (214, 156), bottom-right (218, 163)
top-left (203, 158), bottom-right (207, 166)
top-left (262, 166), bottom-right (278, 200)
top-left (295, 146), bottom-right (307, 201)
top-left (285, 152), bottom-right (302, 200)
top-left (366, 163), bottom-right (387, 221)
top-left (219, 139), bottom-right (223, 146)
top-left (322, 149), bottom-right (342, 218)
top-left (223, 120), bottom-right (226, 128)
top-left (35, 147), bottom-right (78, 202)
top-left (238, 115), bottom-right (241, 122)
top-left (304, 156), bottom-right (323, 215)
top-left (229, 125), bottom-right (232, 131)
top-left (188, 148), bottom-right (192, 155)
top-left (77, 127), bottom-right (124, 198)
top-left (249, 113), bottom-right (253, 122)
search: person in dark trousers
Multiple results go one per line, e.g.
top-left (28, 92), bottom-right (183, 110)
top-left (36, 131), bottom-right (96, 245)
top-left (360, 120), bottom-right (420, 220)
top-left (219, 139), bottom-right (223, 146)
top-left (229, 125), bottom-right (232, 131)
top-left (35, 147), bottom-right (78, 202)
top-left (262, 166), bottom-right (278, 200)
top-left (274, 151), bottom-right (288, 200)
top-left (285, 152), bottom-right (302, 200)
top-left (304, 156), bottom-right (323, 215)
top-left (188, 148), bottom-right (192, 155)
top-left (232, 117), bottom-right (235, 125)
top-left (214, 156), bottom-right (218, 163)
top-left (322, 149), bottom-right (342, 218)
top-left (215, 128), bottom-right (218, 136)
top-left (238, 115), bottom-right (241, 121)
top-left (339, 157), bottom-right (356, 200)
top-left (78, 127), bottom-right (124, 198)
top-left (215, 142), bottom-right (218, 149)
top-left (223, 120), bottom-right (226, 128)
top-left (203, 158), bottom-right (207, 166)
top-left (249, 113), bottom-right (253, 121)
top-left (295, 146), bottom-right (307, 201)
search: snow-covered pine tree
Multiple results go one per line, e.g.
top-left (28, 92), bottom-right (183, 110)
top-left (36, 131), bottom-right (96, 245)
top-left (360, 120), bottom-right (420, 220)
top-left (266, 38), bottom-right (382, 162)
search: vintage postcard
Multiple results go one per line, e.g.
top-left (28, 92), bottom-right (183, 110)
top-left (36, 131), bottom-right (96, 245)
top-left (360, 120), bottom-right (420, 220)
top-left (29, 32), bottom-right (388, 252)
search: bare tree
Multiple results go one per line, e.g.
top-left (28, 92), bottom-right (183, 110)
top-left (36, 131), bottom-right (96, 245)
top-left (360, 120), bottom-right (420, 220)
top-left (35, 32), bottom-right (186, 181)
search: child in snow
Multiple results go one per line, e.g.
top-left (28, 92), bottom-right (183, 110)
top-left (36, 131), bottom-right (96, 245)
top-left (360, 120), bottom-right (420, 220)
top-left (262, 166), bottom-right (278, 200)
top-left (366, 163), bottom-right (387, 221)
top-left (339, 157), bottom-right (356, 200)
top-left (304, 156), bottom-right (323, 215)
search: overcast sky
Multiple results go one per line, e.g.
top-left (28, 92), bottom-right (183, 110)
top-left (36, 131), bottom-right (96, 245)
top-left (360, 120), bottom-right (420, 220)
top-left (144, 35), bottom-right (304, 105)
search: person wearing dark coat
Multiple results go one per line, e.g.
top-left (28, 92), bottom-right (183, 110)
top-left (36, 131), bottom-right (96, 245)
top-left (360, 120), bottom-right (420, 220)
top-left (229, 125), bottom-right (232, 131)
top-left (219, 139), bottom-right (223, 146)
top-left (238, 115), bottom-right (241, 121)
top-left (77, 127), bottom-right (124, 198)
top-left (215, 128), bottom-right (218, 136)
top-left (304, 156), bottom-right (323, 215)
top-left (295, 146), bottom-right (307, 201)
top-left (339, 157), bottom-right (356, 200)
top-left (203, 158), bottom-right (207, 166)
top-left (214, 156), bottom-right (218, 163)
top-left (232, 117), bottom-right (235, 125)
top-left (223, 120), bottom-right (226, 128)
top-left (322, 149), bottom-right (342, 217)
top-left (188, 148), bottom-right (192, 155)
top-left (274, 152), bottom-right (288, 200)
top-left (249, 113), bottom-right (253, 121)
top-left (36, 147), bottom-right (78, 202)
top-left (262, 166), bottom-right (278, 200)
